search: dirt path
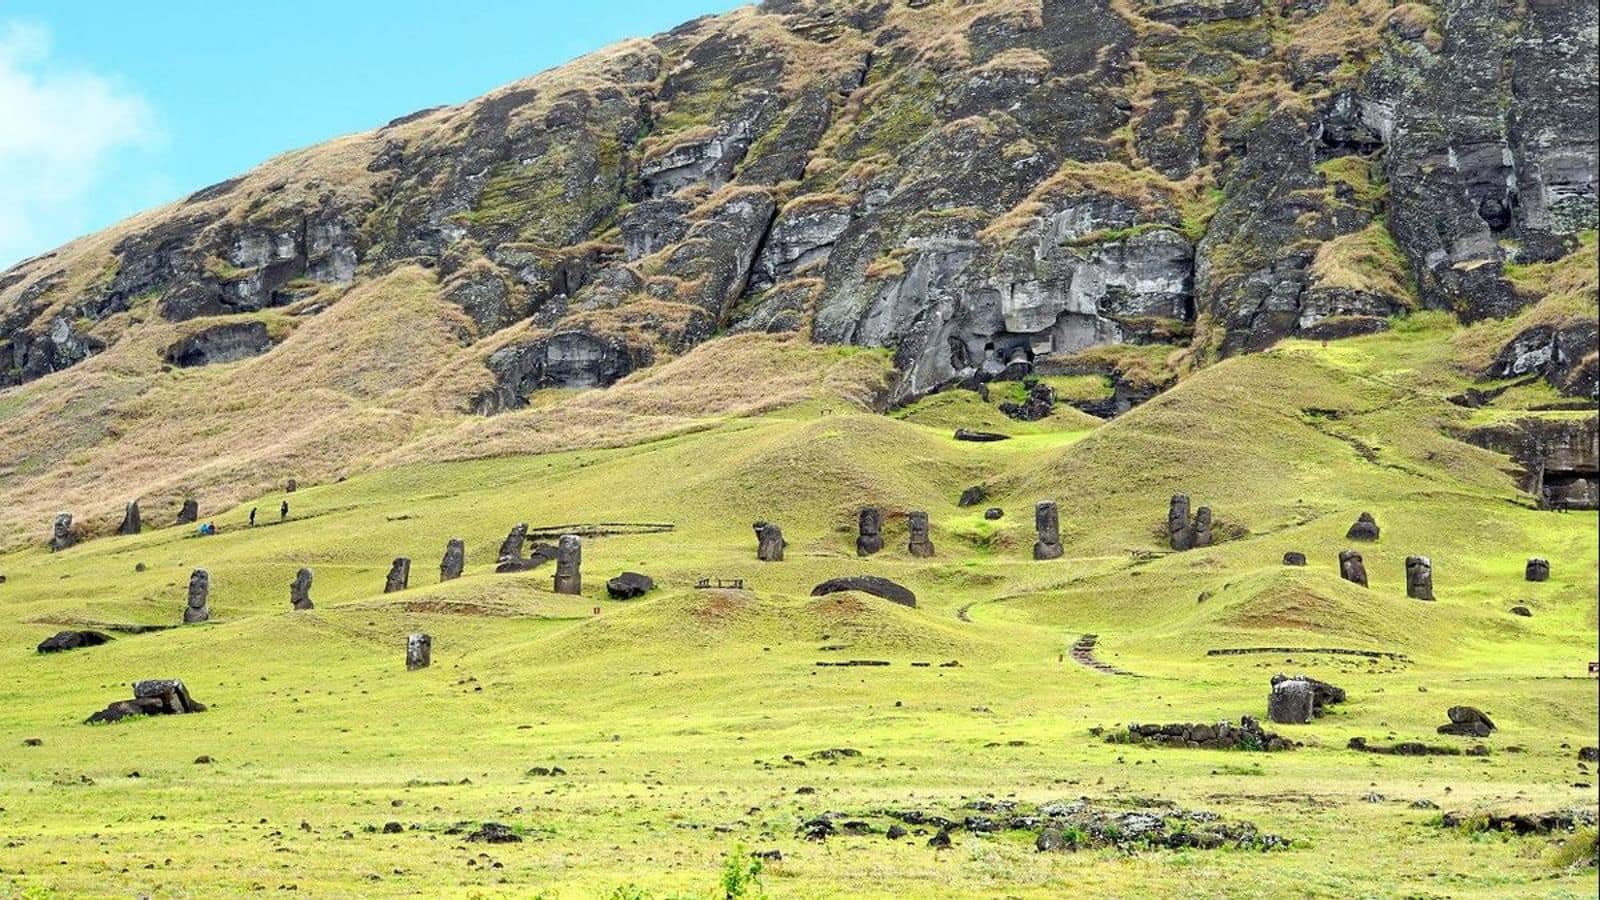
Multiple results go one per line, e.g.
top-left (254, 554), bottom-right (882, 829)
top-left (1069, 634), bottom-right (1137, 676)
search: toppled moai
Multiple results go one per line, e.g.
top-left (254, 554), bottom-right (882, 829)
top-left (1346, 512), bottom-right (1380, 541)
top-left (1437, 706), bottom-right (1496, 738)
top-left (755, 521), bottom-right (786, 562)
top-left (1282, 551), bottom-right (1307, 566)
top-left (184, 569), bottom-right (210, 623)
top-left (958, 485), bottom-right (987, 507)
top-left (1525, 558), bottom-right (1549, 582)
top-left (86, 679), bottom-right (207, 724)
top-left (289, 568), bottom-right (314, 610)
top-left (856, 508), bottom-right (883, 557)
top-left (176, 498), bottom-right (199, 525)
top-left (37, 630), bottom-right (113, 653)
top-left (118, 501), bottom-right (141, 536)
top-left (50, 512), bottom-right (77, 552)
top-left (440, 538), bottom-right (465, 581)
top-left (406, 633), bottom-right (432, 670)
top-left (606, 572), bottom-right (654, 599)
top-left (1167, 494), bottom-right (1193, 551)
top-left (1338, 550), bottom-right (1368, 587)
top-left (497, 523), bottom-right (529, 564)
top-left (1405, 555), bottom-right (1434, 601)
top-left (553, 535), bottom-right (582, 594)
top-left (384, 557), bottom-right (411, 593)
top-left (1033, 501), bottom-right (1063, 561)
top-left (907, 511), bottom-right (934, 558)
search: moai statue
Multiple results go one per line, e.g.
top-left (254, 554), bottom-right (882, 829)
top-left (286, 479), bottom-right (298, 493)
top-left (440, 538), bottom-right (465, 582)
top-left (856, 507), bottom-right (883, 557)
top-left (1167, 494), bottom-right (1193, 551)
top-left (50, 512), bottom-right (77, 552)
top-left (1346, 512), bottom-right (1379, 541)
top-left (1282, 551), bottom-right (1308, 566)
top-left (754, 521), bottom-right (786, 562)
top-left (553, 535), bottom-right (582, 594)
top-left (118, 501), bottom-right (141, 536)
top-left (907, 511), bottom-right (934, 558)
top-left (1192, 506), bottom-right (1213, 548)
top-left (406, 633), bottom-right (432, 670)
top-left (384, 557), bottom-right (411, 594)
top-left (183, 569), bottom-right (211, 624)
top-left (1525, 558), bottom-right (1549, 582)
top-left (1405, 555), bottom-right (1434, 601)
top-left (1338, 550), bottom-right (1367, 587)
top-left (497, 523), bottom-right (529, 563)
top-left (1267, 679), bottom-right (1315, 724)
top-left (289, 567), bottom-right (314, 610)
top-left (177, 498), bottom-right (199, 525)
top-left (1033, 501), bottom-right (1063, 560)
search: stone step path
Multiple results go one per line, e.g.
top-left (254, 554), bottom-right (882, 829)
top-left (1069, 634), bottom-right (1137, 677)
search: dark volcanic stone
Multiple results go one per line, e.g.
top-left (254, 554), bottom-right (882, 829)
top-left (1345, 512), bottom-right (1379, 541)
top-left (1437, 706), bottom-right (1496, 737)
top-left (1525, 558), bottom-right (1549, 582)
top-left (1509, 605), bottom-right (1532, 617)
top-left (983, 507), bottom-right (1003, 520)
top-left (811, 575), bottom-right (917, 608)
top-left (958, 485), bottom-right (987, 507)
top-left (953, 429), bottom-right (1010, 443)
top-left (37, 630), bottom-right (113, 653)
top-left (1282, 551), bottom-right (1307, 566)
top-left (606, 571), bottom-right (655, 600)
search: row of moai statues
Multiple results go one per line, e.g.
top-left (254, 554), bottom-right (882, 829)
top-left (762, 502), bottom-right (1065, 563)
top-left (1167, 494), bottom-right (1213, 551)
top-left (49, 498), bottom-right (204, 551)
top-left (1328, 549), bottom-right (1433, 600)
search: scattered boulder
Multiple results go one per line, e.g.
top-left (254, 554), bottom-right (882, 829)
top-left (1525, 557), bottom-right (1549, 582)
top-left (907, 511), bottom-right (934, 558)
top-left (1346, 512), bottom-right (1380, 541)
top-left (1509, 605), bottom-right (1533, 617)
top-left (811, 576), bottom-right (917, 608)
top-left (1579, 747), bottom-right (1598, 763)
top-left (497, 523), bottom-right (529, 564)
top-left (289, 567), bottom-right (314, 610)
top-left (999, 379), bottom-right (1055, 422)
top-left (958, 485), bottom-right (987, 507)
top-left (466, 822), bottom-right (521, 843)
top-left (983, 507), bottom-right (1004, 520)
top-left (754, 521), bottom-right (786, 562)
top-left (1438, 809), bottom-right (1595, 836)
top-left (1266, 679), bottom-right (1315, 725)
top-left (118, 500), bottom-right (141, 536)
top-left (50, 512), bottom-right (77, 552)
top-left (552, 535), bottom-right (582, 594)
top-left (856, 507), bottom-right (883, 556)
top-left (1437, 706), bottom-right (1496, 737)
top-left (183, 569), bottom-right (211, 623)
top-left (86, 679), bottom-right (206, 724)
top-left (406, 633), bottom-right (431, 670)
top-left (440, 538), bottom-right (465, 581)
top-left (1282, 551), bottom-right (1307, 566)
top-left (1109, 717), bottom-right (1293, 751)
top-left (606, 572), bottom-right (654, 600)
top-left (953, 429), bottom-right (1009, 442)
top-left (1405, 555), bottom-right (1434, 601)
top-left (37, 630), bottom-right (113, 653)
top-left (1033, 501), bottom-right (1063, 561)
top-left (1338, 550), bottom-right (1368, 587)
top-left (176, 498), bottom-right (199, 525)
top-left (1035, 828), bottom-right (1067, 852)
top-left (384, 557), bottom-right (411, 594)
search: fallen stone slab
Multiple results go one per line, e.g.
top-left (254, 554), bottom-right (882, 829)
top-left (810, 575), bottom-right (917, 608)
top-left (37, 630), bottom-right (113, 653)
top-left (953, 429), bottom-right (1010, 442)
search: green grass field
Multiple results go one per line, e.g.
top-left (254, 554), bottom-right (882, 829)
top-left (1, 322), bottom-right (1596, 898)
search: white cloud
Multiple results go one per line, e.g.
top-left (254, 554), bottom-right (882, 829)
top-left (0, 21), bottom-right (162, 269)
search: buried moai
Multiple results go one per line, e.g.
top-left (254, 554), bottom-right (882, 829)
top-left (50, 512), bottom-right (77, 552)
top-left (1405, 556), bottom-right (1434, 601)
top-left (1192, 507), bottom-right (1213, 548)
top-left (1282, 551), bottom-right (1308, 566)
top-left (176, 498), bottom-right (199, 525)
top-left (1338, 550), bottom-right (1368, 587)
top-left (183, 569), bottom-right (211, 623)
top-left (440, 538), bottom-right (465, 582)
top-left (118, 501), bottom-right (141, 536)
top-left (1346, 512), bottom-right (1380, 541)
top-left (384, 557), bottom-right (411, 594)
top-left (406, 633), bottom-right (432, 670)
top-left (856, 507), bottom-right (883, 557)
top-left (1033, 501), bottom-right (1063, 560)
top-left (289, 568), bottom-right (314, 610)
top-left (754, 522), bottom-right (786, 562)
top-left (1167, 494), bottom-right (1193, 550)
top-left (553, 535), bottom-right (582, 594)
top-left (907, 511), bottom-right (935, 557)
top-left (1525, 558), bottom-right (1549, 582)
top-left (497, 524), bottom-right (528, 563)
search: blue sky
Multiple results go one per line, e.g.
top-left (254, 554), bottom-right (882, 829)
top-left (0, 1), bottom-right (743, 270)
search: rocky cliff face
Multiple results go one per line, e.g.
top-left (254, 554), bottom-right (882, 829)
top-left (1, 0), bottom-right (1595, 406)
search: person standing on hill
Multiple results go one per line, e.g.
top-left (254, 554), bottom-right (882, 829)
top-left (249, 507), bottom-right (257, 527)
top-left (280, 500), bottom-right (289, 521)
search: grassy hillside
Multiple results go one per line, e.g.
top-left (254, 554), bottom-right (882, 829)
top-left (1, 322), bottom-right (1595, 897)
